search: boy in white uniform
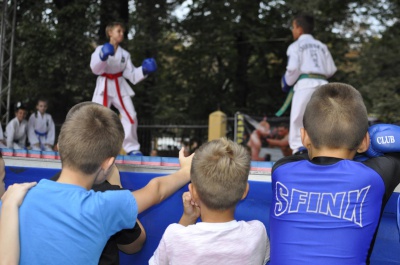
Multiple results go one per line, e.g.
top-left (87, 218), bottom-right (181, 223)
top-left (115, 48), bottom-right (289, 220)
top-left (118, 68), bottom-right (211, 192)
top-left (281, 14), bottom-right (337, 154)
top-left (5, 104), bottom-right (28, 149)
top-left (0, 126), bottom-right (6, 148)
top-left (90, 22), bottom-right (157, 156)
top-left (150, 138), bottom-right (270, 265)
top-left (28, 98), bottom-right (55, 151)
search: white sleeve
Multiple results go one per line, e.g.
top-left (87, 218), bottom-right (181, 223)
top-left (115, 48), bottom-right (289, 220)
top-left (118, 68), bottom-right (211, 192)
top-left (28, 114), bottom-right (39, 145)
top-left (20, 122), bottom-right (28, 147)
top-left (0, 125), bottom-right (4, 141)
top-left (284, 44), bottom-right (301, 86)
top-left (45, 115), bottom-right (55, 145)
top-left (149, 227), bottom-right (171, 265)
top-left (325, 47), bottom-right (337, 78)
top-left (123, 52), bottom-right (146, 85)
top-left (90, 46), bottom-right (108, 75)
top-left (5, 121), bottom-right (15, 148)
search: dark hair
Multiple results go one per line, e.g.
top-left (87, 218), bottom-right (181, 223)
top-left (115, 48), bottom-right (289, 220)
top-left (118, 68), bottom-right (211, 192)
top-left (303, 83), bottom-right (368, 151)
top-left (294, 13), bottom-right (314, 34)
top-left (278, 123), bottom-right (289, 129)
top-left (14, 102), bottom-right (27, 112)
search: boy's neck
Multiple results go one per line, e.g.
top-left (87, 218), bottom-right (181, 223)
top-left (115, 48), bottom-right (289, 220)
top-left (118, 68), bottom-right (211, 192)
top-left (200, 206), bottom-right (236, 223)
top-left (308, 147), bottom-right (357, 160)
top-left (57, 167), bottom-right (94, 190)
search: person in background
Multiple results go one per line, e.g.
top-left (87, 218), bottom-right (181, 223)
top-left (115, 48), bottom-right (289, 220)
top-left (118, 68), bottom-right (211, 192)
top-left (90, 21), bottom-right (157, 156)
top-left (5, 104), bottom-right (28, 149)
top-left (28, 98), bottom-right (55, 151)
top-left (281, 13), bottom-right (336, 154)
top-left (266, 123), bottom-right (291, 157)
top-left (150, 149), bottom-right (159, 157)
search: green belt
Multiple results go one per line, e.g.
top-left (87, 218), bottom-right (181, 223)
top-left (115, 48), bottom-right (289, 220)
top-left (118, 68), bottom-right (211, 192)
top-left (298, 73), bottom-right (327, 80)
top-left (275, 74), bottom-right (327, 117)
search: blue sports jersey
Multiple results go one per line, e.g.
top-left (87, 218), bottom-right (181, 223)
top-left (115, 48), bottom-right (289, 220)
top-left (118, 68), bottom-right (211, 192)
top-left (270, 154), bottom-right (400, 265)
top-left (4, 179), bottom-right (137, 265)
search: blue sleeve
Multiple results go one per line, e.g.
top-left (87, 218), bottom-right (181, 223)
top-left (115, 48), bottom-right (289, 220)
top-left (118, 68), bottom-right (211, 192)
top-left (94, 190), bottom-right (138, 238)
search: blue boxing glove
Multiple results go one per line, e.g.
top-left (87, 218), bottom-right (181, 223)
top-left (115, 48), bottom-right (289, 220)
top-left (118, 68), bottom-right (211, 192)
top-left (281, 76), bottom-right (292, 93)
top-left (99, 43), bottom-right (114, 61)
top-left (142, 58), bottom-right (157, 75)
top-left (366, 124), bottom-right (400, 157)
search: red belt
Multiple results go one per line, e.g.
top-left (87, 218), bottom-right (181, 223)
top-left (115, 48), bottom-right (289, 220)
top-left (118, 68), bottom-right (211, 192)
top-left (101, 72), bottom-right (134, 124)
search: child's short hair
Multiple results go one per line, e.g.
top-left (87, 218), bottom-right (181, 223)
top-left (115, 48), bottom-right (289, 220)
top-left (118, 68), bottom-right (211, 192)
top-left (37, 98), bottom-right (48, 104)
top-left (190, 137), bottom-right (250, 210)
top-left (294, 13), bottom-right (314, 34)
top-left (303, 83), bottom-right (368, 150)
top-left (105, 22), bottom-right (125, 39)
top-left (14, 102), bottom-right (27, 112)
top-left (58, 103), bottom-right (124, 175)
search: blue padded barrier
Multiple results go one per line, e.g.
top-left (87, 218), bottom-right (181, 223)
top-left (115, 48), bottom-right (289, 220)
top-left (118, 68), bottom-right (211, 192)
top-left (4, 166), bottom-right (400, 264)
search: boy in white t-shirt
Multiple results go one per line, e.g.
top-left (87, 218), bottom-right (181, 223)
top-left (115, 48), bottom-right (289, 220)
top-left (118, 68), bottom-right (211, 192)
top-left (150, 137), bottom-right (270, 265)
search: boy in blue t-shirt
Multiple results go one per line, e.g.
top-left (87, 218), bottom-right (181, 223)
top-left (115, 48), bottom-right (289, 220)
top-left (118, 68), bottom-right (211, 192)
top-left (0, 102), bottom-right (193, 265)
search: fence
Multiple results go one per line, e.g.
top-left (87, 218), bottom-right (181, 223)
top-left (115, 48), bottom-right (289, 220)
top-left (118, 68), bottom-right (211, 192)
top-left (137, 119), bottom-right (209, 157)
top-left (54, 113), bottom-right (287, 157)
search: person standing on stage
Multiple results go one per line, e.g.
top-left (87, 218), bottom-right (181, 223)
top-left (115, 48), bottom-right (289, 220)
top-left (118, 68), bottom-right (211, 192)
top-left (90, 22), bottom-right (157, 156)
top-left (281, 14), bottom-right (336, 154)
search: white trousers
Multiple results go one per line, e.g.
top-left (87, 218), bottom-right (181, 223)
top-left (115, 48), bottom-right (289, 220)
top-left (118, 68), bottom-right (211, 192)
top-left (92, 94), bottom-right (140, 153)
top-left (289, 79), bottom-right (328, 153)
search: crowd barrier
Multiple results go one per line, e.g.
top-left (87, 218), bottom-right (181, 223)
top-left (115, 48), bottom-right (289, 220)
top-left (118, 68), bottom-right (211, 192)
top-left (3, 154), bottom-right (400, 264)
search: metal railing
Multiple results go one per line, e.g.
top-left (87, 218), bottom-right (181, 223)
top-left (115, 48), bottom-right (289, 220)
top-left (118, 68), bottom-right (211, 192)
top-left (137, 119), bottom-right (209, 157)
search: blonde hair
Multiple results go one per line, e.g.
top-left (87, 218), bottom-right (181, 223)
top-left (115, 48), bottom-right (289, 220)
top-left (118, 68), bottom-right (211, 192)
top-left (190, 137), bottom-right (250, 210)
top-left (58, 103), bottom-right (124, 174)
top-left (303, 83), bottom-right (368, 150)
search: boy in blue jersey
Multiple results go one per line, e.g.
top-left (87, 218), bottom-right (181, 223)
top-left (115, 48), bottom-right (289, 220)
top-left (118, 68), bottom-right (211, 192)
top-left (0, 103), bottom-right (193, 265)
top-left (269, 82), bottom-right (400, 265)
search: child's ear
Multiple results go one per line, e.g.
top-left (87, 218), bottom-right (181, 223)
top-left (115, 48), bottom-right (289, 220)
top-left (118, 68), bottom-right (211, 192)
top-left (188, 183), bottom-right (196, 199)
top-left (357, 132), bottom-right (370, 153)
top-left (301, 128), bottom-right (311, 148)
top-left (101, 157), bottom-right (115, 171)
top-left (241, 183), bottom-right (249, 200)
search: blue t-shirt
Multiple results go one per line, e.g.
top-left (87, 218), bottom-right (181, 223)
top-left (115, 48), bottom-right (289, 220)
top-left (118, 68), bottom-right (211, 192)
top-left (270, 154), bottom-right (400, 265)
top-left (5, 179), bottom-right (137, 265)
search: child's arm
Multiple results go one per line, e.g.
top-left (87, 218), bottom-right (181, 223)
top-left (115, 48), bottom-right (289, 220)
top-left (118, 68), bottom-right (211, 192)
top-left (46, 115), bottom-right (56, 147)
top-left (117, 219), bottom-right (146, 254)
top-left (132, 148), bottom-right (194, 214)
top-left (90, 46), bottom-right (109, 75)
top-left (267, 136), bottom-right (289, 148)
top-left (27, 115), bottom-right (39, 148)
top-left (0, 182), bottom-right (37, 265)
top-left (123, 53), bottom-right (146, 85)
top-left (179, 191), bottom-right (200, 226)
top-left (5, 122), bottom-right (15, 148)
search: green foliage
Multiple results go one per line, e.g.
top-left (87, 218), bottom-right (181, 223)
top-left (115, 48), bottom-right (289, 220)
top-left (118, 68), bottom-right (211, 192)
top-left (9, 0), bottom-right (400, 123)
top-left (358, 23), bottom-right (400, 122)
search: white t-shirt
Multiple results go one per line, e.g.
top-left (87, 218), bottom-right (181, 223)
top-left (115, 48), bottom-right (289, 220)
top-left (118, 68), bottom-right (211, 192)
top-left (149, 220), bottom-right (270, 265)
